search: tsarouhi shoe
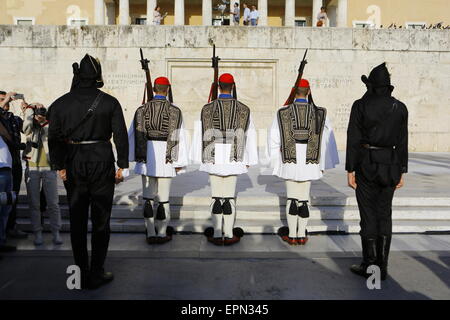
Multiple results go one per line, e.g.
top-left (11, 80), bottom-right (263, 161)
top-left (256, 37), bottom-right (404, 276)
top-left (297, 230), bottom-right (309, 245)
top-left (155, 235), bottom-right (172, 244)
top-left (208, 237), bottom-right (224, 246)
top-left (88, 271), bottom-right (114, 290)
top-left (146, 236), bottom-right (157, 244)
top-left (223, 236), bottom-right (240, 246)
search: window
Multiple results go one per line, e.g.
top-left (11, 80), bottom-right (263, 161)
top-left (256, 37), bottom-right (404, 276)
top-left (14, 17), bottom-right (35, 25)
top-left (67, 18), bottom-right (88, 26)
top-left (352, 20), bottom-right (375, 29)
top-left (406, 22), bottom-right (426, 29)
top-left (295, 18), bottom-right (307, 27)
top-left (135, 18), bottom-right (147, 25)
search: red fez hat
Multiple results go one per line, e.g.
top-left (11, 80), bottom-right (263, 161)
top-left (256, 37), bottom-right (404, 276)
top-left (219, 73), bottom-right (235, 84)
top-left (297, 79), bottom-right (310, 88)
top-left (154, 77), bottom-right (171, 86)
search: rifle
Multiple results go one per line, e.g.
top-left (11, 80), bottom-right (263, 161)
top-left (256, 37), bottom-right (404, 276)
top-left (140, 48), bottom-right (153, 102)
top-left (284, 49), bottom-right (308, 105)
top-left (208, 44), bottom-right (221, 102)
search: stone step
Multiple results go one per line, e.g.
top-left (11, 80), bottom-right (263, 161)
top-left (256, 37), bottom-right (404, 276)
top-left (16, 204), bottom-right (450, 221)
top-left (16, 218), bottom-right (450, 234)
top-left (16, 194), bottom-right (450, 207)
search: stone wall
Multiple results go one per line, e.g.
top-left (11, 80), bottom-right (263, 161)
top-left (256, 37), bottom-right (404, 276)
top-left (0, 25), bottom-right (449, 151)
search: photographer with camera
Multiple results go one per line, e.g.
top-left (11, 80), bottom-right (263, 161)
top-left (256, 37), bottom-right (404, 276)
top-left (0, 91), bottom-right (27, 252)
top-left (23, 103), bottom-right (62, 245)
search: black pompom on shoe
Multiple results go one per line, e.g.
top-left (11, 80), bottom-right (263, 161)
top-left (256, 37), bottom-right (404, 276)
top-left (278, 226), bottom-right (289, 237)
top-left (233, 227), bottom-right (244, 238)
top-left (204, 227), bottom-right (214, 238)
top-left (166, 226), bottom-right (175, 236)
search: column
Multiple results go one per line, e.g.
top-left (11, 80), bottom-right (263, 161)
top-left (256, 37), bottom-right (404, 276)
top-left (174, 0), bottom-right (185, 25)
top-left (119, 0), bottom-right (130, 25)
top-left (94, 0), bottom-right (105, 25)
top-left (202, 0), bottom-right (212, 26)
top-left (147, 0), bottom-right (157, 25)
top-left (312, 0), bottom-right (322, 27)
top-left (336, 0), bottom-right (348, 27)
top-left (258, 0), bottom-right (268, 26)
top-left (284, 0), bottom-right (295, 26)
top-left (230, 0), bottom-right (240, 25)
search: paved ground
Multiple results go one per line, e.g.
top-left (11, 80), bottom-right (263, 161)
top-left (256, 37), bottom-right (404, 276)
top-left (1, 233), bottom-right (449, 300)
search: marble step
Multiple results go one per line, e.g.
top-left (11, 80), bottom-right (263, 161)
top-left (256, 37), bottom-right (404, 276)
top-left (16, 218), bottom-right (450, 234)
top-left (16, 194), bottom-right (450, 207)
top-left (16, 204), bottom-right (450, 221)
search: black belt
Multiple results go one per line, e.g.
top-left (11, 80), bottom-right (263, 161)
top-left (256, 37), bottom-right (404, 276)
top-left (0, 167), bottom-right (12, 172)
top-left (362, 144), bottom-right (396, 150)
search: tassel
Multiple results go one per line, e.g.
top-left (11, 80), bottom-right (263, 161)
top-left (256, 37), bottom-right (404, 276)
top-left (222, 198), bottom-right (233, 215)
top-left (287, 198), bottom-right (298, 216)
top-left (212, 198), bottom-right (223, 214)
top-left (156, 202), bottom-right (168, 220)
top-left (232, 83), bottom-right (237, 100)
top-left (298, 201), bottom-right (310, 218)
top-left (168, 85), bottom-right (174, 103)
top-left (143, 199), bottom-right (153, 218)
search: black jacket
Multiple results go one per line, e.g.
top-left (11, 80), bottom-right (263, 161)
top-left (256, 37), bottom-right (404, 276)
top-left (345, 88), bottom-right (408, 186)
top-left (48, 87), bottom-right (129, 171)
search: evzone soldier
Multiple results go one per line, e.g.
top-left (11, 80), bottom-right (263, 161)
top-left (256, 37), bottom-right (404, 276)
top-left (48, 54), bottom-right (129, 289)
top-left (128, 77), bottom-right (188, 244)
top-left (346, 63), bottom-right (408, 280)
top-left (268, 79), bottom-right (339, 245)
top-left (191, 73), bottom-right (258, 246)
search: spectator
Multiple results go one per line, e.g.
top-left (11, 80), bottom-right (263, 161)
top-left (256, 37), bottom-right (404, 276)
top-left (0, 91), bottom-right (27, 242)
top-left (0, 91), bottom-right (26, 252)
top-left (153, 6), bottom-right (167, 25)
top-left (316, 6), bottom-right (328, 27)
top-left (250, 5), bottom-right (259, 26)
top-left (23, 103), bottom-right (62, 245)
top-left (232, 3), bottom-right (240, 26)
top-left (242, 3), bottom-right (250, 26)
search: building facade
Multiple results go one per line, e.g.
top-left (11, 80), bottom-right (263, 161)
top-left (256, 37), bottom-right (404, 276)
top-left (0, 0), bottom-right (448, 28)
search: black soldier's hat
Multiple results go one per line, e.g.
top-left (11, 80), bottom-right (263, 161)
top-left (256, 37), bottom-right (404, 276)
top-left (361, 62), bottom-right (394, 91)
top-left (72, 54), bottom-right (104, 89)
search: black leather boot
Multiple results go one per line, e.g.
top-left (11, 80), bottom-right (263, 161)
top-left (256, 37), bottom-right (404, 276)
top-left (88, 269), bottom-right (114, 290)
top-left (376, 235), bottom-right (391, 281)
top-left (350, 237), bottom-right (377, 278)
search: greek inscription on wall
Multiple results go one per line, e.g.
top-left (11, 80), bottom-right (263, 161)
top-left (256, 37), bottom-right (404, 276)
top-left (334, 103), bottom-right (352, 132)
top-left (104, 73), bottom-right (143, 91)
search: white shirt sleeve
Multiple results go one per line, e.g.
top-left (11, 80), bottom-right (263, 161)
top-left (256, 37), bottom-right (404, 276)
top-left (243, 115), bottom-right (259, 166)
top-left (320, 117), bottom-right (340, 171)
top-left (172, 120), bottom-right (189, 168)
top-left (189, 118), bottom-right (203, 164)
top-left (128, 119), bottom-right (135, 163)
top-left (268, 114), bottom-right (282, 166)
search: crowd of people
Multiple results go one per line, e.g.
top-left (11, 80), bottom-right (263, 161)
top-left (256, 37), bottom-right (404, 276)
top-left (0, 91), bottom-right (62, 253)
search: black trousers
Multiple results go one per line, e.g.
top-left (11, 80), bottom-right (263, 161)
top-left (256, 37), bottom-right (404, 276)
top-left (6, 163), bottom-right (22, 231)
top-left (355, 170), bottom-right (396, 239)
top-left (64, 161), bottom-right (115, 274)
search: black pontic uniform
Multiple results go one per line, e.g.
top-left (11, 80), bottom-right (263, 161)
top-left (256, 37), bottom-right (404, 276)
top-left (346, 63), bottom-right (408, 279)
top-left (48, 55), bottom-right (128, 278)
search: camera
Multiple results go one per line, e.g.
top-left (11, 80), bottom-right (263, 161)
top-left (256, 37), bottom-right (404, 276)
top-left (0, 191), bottom-right (17, 206)
top-left (13, 93), bottom-right (24, 100)
top-left (34, 107), bottom-right (47, 117)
